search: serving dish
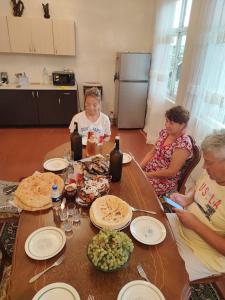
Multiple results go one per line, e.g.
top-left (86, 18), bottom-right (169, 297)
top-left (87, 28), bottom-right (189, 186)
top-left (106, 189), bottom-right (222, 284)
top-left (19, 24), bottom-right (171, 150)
top-left (43, 158), bottom-right (69, 174)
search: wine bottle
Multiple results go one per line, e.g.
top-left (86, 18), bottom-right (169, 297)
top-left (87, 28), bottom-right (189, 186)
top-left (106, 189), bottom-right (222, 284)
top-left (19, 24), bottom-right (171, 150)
top-left (109, 136), bottom-right (123, 182)
top-left (70, 122), bottom-right (82, 161)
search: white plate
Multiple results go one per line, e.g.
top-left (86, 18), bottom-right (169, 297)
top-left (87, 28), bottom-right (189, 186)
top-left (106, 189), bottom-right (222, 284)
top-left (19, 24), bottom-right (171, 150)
top-left (25, 226), bottom-right (66, 260)
top-left (123, 153), bottom-right (132, 164)
top-left (117, 280), bottom-right (165, 300)
top-left (43, 158), bottom-right (69, 172)
top-left (32, 282), bottom-right (80, 300)
top-left (90, 216), bottom-right (131, 231)
top-left (130, 216), bottom-right (166, 245)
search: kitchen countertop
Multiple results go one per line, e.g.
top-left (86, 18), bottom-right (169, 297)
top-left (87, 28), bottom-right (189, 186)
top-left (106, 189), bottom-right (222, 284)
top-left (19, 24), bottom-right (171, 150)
top-left (0, 83), bottom-right (78, 90)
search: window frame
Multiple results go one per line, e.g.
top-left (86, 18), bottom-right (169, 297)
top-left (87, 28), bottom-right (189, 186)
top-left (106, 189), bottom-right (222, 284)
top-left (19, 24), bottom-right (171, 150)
top-left (167, 0), bottom-right (191, 100)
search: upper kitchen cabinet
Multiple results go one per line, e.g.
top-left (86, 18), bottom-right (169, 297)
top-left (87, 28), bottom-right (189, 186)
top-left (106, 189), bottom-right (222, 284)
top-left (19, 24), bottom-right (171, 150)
top-left (7, 17), bottom-right (54, 54)
top-left (31, 18), bottom-right (54, 54)
top-left (52, 19), bottom-right (76, 56)
top-left (7, 16), bottom-right (31, 53)
top-left (0, 16), bottom-right (11, 53)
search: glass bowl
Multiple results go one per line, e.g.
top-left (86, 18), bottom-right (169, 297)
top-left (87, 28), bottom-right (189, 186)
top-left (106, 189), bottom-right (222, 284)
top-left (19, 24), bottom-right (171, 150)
top-left (87, 250), bottom-right (130, 272)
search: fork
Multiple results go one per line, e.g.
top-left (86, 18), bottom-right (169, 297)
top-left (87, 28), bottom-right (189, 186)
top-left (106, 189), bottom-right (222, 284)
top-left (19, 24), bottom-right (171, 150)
top-left (137, 264), bottom-right (150, 282)
top-left (87, 295), bottom-right (95, 300)
top-left (130, 206), bottom-right (156, 215)
top-left (29, 254), bottom-right (65, 283)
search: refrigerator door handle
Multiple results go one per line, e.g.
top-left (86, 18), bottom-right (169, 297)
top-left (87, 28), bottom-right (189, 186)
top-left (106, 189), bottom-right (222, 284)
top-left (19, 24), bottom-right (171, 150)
top-left (114, 72), bottom-right (119, 81)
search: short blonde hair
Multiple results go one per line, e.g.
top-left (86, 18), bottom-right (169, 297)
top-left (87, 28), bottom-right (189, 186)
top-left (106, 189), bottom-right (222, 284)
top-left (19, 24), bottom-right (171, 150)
top-left (84, 87), bottom-right (101, 103)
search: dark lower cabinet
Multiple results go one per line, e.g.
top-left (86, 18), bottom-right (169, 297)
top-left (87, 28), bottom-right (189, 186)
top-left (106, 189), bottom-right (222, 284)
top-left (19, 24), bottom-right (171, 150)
top-left (0, 89), bottom-right (78, 126)
top-left (0, 90), bottom-right (39, 126)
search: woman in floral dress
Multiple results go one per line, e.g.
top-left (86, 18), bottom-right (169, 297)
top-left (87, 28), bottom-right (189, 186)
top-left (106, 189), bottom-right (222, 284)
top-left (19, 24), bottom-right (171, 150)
top-left (141, 106), bottom-right (193, 196)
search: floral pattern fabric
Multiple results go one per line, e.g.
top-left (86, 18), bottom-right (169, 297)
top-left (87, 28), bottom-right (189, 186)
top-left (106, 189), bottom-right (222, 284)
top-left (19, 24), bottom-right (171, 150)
top-left (144, 129), bottom-right (193, 196)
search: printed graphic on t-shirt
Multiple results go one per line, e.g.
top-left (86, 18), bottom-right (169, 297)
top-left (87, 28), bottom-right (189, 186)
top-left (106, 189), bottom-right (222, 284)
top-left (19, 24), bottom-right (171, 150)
top-left (196, 181), bottom-right (222, 220)
top-left (80, 126), bottom-right (103, 136)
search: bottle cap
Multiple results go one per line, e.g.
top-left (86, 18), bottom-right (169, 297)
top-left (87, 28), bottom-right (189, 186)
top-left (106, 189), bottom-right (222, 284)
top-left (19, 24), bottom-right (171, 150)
top-left (52, 184), bottom-right (58, 190)
top-left (115, 136), bottom-right (120, 140)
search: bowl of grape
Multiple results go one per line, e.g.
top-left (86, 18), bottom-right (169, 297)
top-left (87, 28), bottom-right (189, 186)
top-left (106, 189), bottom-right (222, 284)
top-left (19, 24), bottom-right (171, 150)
top-left (87, 229), bottom-right (134, 272)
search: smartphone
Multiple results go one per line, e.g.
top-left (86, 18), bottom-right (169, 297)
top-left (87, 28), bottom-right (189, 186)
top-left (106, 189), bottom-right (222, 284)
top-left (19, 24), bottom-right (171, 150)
top-left (163, 196), bottom-right (183, 210)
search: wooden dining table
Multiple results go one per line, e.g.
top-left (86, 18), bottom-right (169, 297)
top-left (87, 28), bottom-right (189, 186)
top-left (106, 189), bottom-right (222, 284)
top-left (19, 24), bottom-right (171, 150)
top-left (7, 141), bottom-right (190, 300)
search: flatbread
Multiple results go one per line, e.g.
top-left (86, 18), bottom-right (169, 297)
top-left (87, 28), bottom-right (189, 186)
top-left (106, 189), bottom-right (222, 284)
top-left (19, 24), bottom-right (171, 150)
top-left (90, 195), bottom-right (132, 230)
top-left (14, 172), bottom-right (64, 211)
top-left (14, 195), bottom-right (52, 211)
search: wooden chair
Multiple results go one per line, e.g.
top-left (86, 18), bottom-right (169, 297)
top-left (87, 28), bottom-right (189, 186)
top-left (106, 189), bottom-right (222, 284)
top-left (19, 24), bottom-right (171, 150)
top-left (177, 135), bottom-right (201, 194)
top-left (161, 135), bottom-right (201, 212)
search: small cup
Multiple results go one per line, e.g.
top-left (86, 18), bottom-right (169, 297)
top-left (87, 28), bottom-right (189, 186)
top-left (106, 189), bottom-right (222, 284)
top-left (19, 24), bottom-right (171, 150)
top-left (73, 208), bottom-right (80, 223)
top-left (63, 218), bottom-right (73, 232)
top-left (67, 202), bottom-right (75, 216)
top-left (59, 207), bottom-right (68, 222)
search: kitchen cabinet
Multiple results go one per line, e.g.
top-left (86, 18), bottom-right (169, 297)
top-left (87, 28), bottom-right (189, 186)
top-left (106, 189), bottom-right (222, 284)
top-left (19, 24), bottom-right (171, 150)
top-left (5, 17), bottom-right (75, 56)
top-left (7, 17), bottom-right (54, 54)
top-left (7, 17), bottom-right (31, 53)
top-left (0, 89), bottom-right (77, 126)
top-left (0, 16), bottom-right (11, 53)
top-left (0, 90), bottom-right (38, 125)
top-left (52, 19), bottom-right (76, 56)
top-left (37, 90), bottom-right (77, 125)
top-left (31, 18), bottom-right (54, 55)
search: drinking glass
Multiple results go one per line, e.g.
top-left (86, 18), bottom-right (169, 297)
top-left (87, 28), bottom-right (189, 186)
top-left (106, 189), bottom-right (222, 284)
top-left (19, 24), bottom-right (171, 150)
top-left (63, 217), bottom-right (73, 232)
top-left (59, 207), bottom-right (68, 221)
top-left (73, 208), bottom-right (80, 223)
top-left (59, 208), bottom-right (73, 232)
top-left (67, 203), bottom-right (75, 216)
top-left (86, 139), bottom-right (97, 157)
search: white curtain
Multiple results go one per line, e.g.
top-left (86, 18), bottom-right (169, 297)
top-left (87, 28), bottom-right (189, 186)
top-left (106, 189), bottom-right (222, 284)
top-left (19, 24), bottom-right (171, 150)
top-left (144, 0), bottom-right (177, 143)
top-left (176, 0), bottom-right (225, 142)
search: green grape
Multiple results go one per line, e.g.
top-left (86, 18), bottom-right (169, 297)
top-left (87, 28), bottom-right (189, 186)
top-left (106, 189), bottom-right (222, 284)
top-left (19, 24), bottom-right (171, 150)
top-left (88, 229), bottom-right (134, 271)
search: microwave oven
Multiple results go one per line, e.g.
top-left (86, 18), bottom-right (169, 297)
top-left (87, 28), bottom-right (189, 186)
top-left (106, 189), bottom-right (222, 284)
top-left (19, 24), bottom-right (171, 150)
top-left (52, 71), bottom-right (75, 86)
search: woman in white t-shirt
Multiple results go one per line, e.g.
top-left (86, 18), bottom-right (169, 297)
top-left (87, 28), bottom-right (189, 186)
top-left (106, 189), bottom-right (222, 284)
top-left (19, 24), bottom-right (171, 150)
top-left (69, 87), bottom-right (111, 142)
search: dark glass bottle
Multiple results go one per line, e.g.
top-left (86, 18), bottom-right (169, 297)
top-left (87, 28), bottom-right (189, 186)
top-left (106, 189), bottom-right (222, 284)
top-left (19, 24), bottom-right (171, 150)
top-left (109, 136), bottom-right (123, 182)
top-left (70, 122), bottom-right (82, 161)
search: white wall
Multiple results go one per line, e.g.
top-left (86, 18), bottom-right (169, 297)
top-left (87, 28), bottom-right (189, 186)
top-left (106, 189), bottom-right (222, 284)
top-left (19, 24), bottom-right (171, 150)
top-left (0, 0), bottom-right (155, 114)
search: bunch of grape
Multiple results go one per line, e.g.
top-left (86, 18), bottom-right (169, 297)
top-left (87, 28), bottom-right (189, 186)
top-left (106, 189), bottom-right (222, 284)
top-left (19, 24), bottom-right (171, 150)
top-left (87, 230), bottom-right (134, 272)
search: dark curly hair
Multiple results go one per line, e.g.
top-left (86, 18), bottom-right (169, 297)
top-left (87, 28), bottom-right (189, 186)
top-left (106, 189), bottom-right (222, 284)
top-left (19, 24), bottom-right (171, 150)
top-left (165, 106), bottom-right (190, 124)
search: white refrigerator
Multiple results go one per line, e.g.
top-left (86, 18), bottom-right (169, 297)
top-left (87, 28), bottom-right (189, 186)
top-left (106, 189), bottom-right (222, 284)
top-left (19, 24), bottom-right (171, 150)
top-left (114, 52), bottom-right (151, 129)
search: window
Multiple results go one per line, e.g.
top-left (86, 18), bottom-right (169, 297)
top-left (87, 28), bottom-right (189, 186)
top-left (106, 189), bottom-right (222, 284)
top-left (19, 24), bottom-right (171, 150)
top-left (167, 0), bottom-right (192, 99)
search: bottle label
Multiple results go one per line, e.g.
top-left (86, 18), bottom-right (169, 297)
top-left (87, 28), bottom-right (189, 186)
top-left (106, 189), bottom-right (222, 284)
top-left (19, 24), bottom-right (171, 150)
top-left (52, 197), bottom-right (60, 203)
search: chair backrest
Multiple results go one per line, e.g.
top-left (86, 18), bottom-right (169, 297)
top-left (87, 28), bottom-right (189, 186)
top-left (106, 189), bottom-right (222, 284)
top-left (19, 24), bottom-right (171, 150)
top-left (177, 135), bottom-right (201, 193)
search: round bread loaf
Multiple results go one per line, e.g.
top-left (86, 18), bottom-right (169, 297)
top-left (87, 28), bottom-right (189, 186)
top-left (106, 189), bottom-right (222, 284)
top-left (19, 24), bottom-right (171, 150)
top-left (90, 195), bottom-right (132, 230)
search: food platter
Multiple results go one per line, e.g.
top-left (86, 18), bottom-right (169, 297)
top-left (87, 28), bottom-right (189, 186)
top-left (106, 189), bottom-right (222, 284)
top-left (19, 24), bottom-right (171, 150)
top-left (130, 216), bottom-right (166, 245)
top-left (43, 158), bottom-right (69, 173)
top-left (32, 282), bottom-right (80, 300)
top-left (117, 280), bottom-right (165, 300)
top-left (25, 226), bottom-right (66, 260)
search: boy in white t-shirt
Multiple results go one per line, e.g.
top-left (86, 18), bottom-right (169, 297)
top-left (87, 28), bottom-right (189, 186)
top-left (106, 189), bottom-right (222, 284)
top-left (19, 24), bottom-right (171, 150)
top-left (69, 87), bottom-right (111, 141)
